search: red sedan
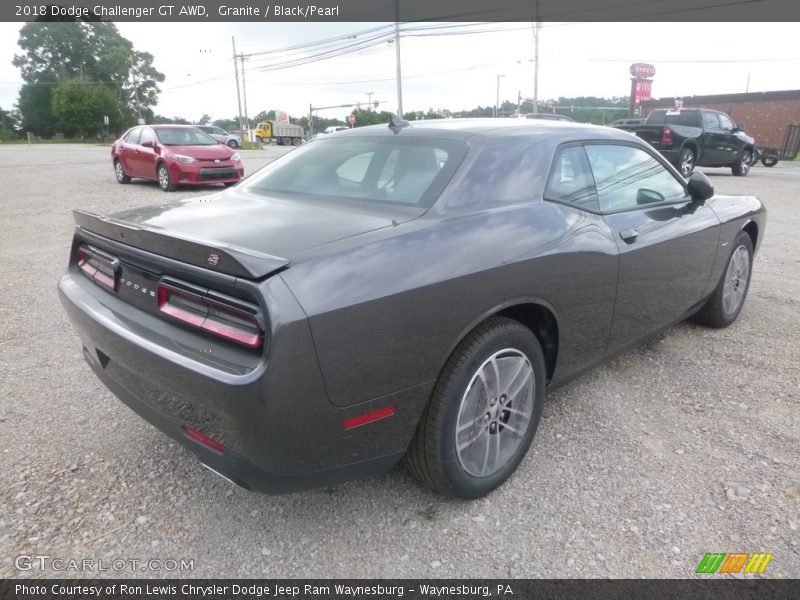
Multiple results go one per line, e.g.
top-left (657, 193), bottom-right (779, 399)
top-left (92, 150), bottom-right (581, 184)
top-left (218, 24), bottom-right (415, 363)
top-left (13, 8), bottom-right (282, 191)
top-left (111, 125), bottom-right (244, 192)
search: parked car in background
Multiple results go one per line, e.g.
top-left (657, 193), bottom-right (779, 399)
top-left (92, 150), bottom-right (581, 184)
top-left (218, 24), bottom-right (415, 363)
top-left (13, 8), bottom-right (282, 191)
top-left (625, 108), bottom-right (756, 177)
top-left (197, 125), bottom-right (242, 148)
top-left (525, 113), bottom-right (574, 122)
top-left (112, 125), bottom-right (244, 191)
top-left (609, 117), bottom-right (645, 131)
top-left (66, 118), bottom-right (764, 499)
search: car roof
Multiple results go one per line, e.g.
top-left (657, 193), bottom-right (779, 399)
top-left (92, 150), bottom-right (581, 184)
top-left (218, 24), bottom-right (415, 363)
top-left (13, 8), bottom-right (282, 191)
top-left (335, 118), bottom-right (639, 143)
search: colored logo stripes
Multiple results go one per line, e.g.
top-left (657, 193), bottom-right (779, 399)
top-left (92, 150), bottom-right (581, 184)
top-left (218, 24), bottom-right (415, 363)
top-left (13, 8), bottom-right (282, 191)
top-left (696, 552), bottom-right (773, 574)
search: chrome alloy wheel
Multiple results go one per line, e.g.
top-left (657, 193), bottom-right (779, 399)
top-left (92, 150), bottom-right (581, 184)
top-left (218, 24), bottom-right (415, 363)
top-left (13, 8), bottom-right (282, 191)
top-left (455, 348), bottom-right (535, 478)
top-left (115, 161), bottom-right (125, 181)
top-left (158, 165), bottom-right (169, 190)
top-left (680, 149), bottom-right (695, 177)
top-left (722, 245), bottom-right (750, 315)
top-left (739, 151), bottom-right (751, 175)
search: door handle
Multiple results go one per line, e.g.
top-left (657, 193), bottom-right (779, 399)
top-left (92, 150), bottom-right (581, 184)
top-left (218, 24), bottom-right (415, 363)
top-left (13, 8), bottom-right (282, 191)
top-left (619, 228), bottom-right (639, 243)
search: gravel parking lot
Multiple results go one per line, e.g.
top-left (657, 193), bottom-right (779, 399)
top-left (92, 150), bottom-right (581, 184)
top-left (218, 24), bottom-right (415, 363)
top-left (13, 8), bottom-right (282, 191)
top-left (0, 143), bottom-right (797, 579)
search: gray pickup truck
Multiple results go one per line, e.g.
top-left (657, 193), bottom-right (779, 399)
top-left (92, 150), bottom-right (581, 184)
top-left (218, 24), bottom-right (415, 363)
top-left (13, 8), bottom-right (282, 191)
top-left (620, 108), bottom-right (756, 177)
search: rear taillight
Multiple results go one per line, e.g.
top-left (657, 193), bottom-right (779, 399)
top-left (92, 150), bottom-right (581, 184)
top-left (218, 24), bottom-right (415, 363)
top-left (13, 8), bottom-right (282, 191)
top-left (157, 281), bottom-right (263, 349)
top-left (660, 127), bottom-right (673, 146)
top-left (76, 244), bottom-right (118, 291)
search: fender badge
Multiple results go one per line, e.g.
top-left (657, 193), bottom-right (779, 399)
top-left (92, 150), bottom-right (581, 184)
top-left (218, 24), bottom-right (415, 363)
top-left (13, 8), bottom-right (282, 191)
top-left (208, 253), bottom-right (220, 266)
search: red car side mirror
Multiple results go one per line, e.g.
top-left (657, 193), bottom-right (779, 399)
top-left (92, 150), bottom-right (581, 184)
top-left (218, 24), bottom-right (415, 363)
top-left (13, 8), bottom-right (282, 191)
top-left (141, 139), bottom-right (154, 148)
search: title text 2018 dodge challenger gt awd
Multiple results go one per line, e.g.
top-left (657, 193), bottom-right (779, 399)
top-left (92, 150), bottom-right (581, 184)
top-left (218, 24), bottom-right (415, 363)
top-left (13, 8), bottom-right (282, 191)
top-left (59, 118), bottom-right (765, 499)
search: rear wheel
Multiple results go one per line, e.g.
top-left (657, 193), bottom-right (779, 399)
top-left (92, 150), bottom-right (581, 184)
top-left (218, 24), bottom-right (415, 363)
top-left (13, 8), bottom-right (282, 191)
top-left (114, 159), bottom-right (130, 184)
top-left (678, 147), bottom-right (695, 178)
top-left (282, 137), bottom-right (292, 146)
top-left (157, 163), bottom-right (176, 192)
top-left (292, 137), bottom-right (302, 146)
top-left (227, 139), bottom-right (239, 148)
top-left (691, 231), bottom-right (753, 328)
top-left (732, 149), bottom-right (752, 176)
top-left (406, 317), bottom-right (546, 499)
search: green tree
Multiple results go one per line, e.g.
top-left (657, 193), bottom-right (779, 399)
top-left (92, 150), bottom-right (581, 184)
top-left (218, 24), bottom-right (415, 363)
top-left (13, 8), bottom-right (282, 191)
top-left (13, 22), bottom-right (164, 136)
top-left (152, 115), bottom-right (191, 125)
top-left (197, 113), bottom-right (212, 125)
top-left (0, 107), bottom-right (21, 141)
top-left (350, 108), bottom-right (391, 128)
top-left (51, 79), bottom-right (119, 137)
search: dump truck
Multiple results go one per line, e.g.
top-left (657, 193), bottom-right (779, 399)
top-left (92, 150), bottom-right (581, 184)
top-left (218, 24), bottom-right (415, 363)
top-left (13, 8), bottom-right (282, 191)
top-left (253, 121), bottom-right (305, 145)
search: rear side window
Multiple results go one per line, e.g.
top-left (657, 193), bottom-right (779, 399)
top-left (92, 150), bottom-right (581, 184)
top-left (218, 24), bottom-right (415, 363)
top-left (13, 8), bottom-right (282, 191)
top-left (124, 128), bottom-right (142, 144)
top-left (544, 145), bottom-right (599, 212)
top-left (584, 144), bottom-right (686, 213)
top-left (702, 112), bottom-right (720, 129)
top-left (446, 137), bottom-right (551, 207)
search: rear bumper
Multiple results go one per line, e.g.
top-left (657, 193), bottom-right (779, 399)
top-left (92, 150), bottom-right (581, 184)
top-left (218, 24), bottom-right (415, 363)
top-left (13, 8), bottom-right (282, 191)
top-left (58, 272), bottom-right (431, 493)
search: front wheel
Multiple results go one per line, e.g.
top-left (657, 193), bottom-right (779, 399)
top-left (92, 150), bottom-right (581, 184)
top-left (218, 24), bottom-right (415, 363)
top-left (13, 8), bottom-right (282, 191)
top-left (691, 231), bottom-right (753, 328)
top-left (157, 163), bottom-right (176, 192)
top-left (227, 139), bottom-right (239, 148)
top-left (732, 149), bottom-right (752, 176)
top-left (678, 147), bottom-right (696, 178)
top-left (761, 156), bottom-right (778, 167)
top-left (406, 317), bottom-right (546, 499)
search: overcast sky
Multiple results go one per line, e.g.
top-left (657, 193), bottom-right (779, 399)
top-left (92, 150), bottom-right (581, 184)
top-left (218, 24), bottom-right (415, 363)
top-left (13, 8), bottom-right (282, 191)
top-left (1, 21), bottom-right (799, 122)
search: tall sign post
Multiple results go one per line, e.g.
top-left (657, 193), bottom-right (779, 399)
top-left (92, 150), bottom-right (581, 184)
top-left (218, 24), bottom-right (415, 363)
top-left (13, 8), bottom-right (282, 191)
top-left (628, 63), bottom-right (655, 118)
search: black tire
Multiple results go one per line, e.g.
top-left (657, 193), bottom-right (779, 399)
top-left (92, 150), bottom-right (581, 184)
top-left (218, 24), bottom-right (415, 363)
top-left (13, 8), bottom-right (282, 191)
top-left (406, 316), bottom-right (546, 499)
top-left (732, 149), bottom-right (752, 176)
top-left (223, 182), bottom-right (237, 187)
top-left (761, 156), bottom-right (778, 167)
top-left (677, 147), bottom-right (696, 178)
top-left (114, 159), bottom-right (131, 184)
top-left (227, 139), bottom-right (239, 148)
top-left (256, 136), bottom-right (263, 144)
top-left (292, 137), bottom-right (302, 146)
top-left (157, 163), bottom-right (176, 192)
top-left (691, 231), bottom-right (754, 328)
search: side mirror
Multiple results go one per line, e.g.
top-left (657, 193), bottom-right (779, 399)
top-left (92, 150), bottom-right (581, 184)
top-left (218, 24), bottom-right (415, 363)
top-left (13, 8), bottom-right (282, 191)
top-left (735, 123), bottom-right (745, 132)
top-left (141, 139), bottom-right (154, 148)
top-left (687, 171), bottom-right (714, 202)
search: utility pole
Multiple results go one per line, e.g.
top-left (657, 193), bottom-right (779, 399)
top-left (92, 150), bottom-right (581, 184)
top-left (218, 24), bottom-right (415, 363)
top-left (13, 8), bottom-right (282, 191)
top-left (394, 0), bottom-right (403, 116)
top-left (366, 91), bottom-right (374, 110)
top-left (532, 0), bottom-right (540, 114)
top-left (495, 75), bottom-right (505, 117)
top-left (232, 37), bottom-right (244, 139)
top-left (240, 53), bottom-right (250, 140)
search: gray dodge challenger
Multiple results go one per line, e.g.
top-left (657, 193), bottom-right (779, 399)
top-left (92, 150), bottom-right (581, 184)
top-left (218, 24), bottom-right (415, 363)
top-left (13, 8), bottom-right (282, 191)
top-left (58, 118), bottom-right (765, 499)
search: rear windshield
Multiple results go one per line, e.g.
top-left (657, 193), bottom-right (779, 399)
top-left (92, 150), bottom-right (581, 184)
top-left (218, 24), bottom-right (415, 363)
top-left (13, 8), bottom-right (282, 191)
top-left (646, 110), bottom-right (699, 127)
top-left (244, 136), bottom-right (468, 208)
top-left (155, 127), bottom-right (218, 146)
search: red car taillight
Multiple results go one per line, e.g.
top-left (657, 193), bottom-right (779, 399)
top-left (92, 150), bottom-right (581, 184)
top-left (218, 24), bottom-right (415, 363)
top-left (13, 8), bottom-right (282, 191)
top-left (157, 281), bottom-right (263, 349)
top-left (76, 244), bottom-right (118, 291)
top-left (660, 127), bottom-right (673, 146)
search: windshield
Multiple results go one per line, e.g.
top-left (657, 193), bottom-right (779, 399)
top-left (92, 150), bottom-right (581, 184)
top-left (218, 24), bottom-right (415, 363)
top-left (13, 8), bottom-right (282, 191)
top-left (156, 127), bottom-right (218, 146)
top-left (244, 136), bottom-right (468, 208)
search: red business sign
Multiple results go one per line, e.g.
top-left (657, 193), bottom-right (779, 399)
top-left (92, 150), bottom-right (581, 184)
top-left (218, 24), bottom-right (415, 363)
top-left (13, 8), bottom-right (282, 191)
top-left (630, 63), bottom-right (656, 78)
top-left (633, 78), bottom-right (653, 108)
top-left (348, 114), bottom-right (356, 125)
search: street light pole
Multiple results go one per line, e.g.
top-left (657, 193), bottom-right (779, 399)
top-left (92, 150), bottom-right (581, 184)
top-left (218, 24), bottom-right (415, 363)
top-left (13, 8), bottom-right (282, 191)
top-left (232, 37), bottom-right (244, 138)
top-left (394, 0), bottom-right (403, 116)
top-left (532, 0), bottom-right (540, 114)
top-left (495, 74), bottom-right (505, 118)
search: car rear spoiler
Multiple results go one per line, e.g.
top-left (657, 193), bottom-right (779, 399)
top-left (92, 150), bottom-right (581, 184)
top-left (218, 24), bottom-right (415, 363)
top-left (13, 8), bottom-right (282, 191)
top-left (72, 209), bottom-right (289, 280)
